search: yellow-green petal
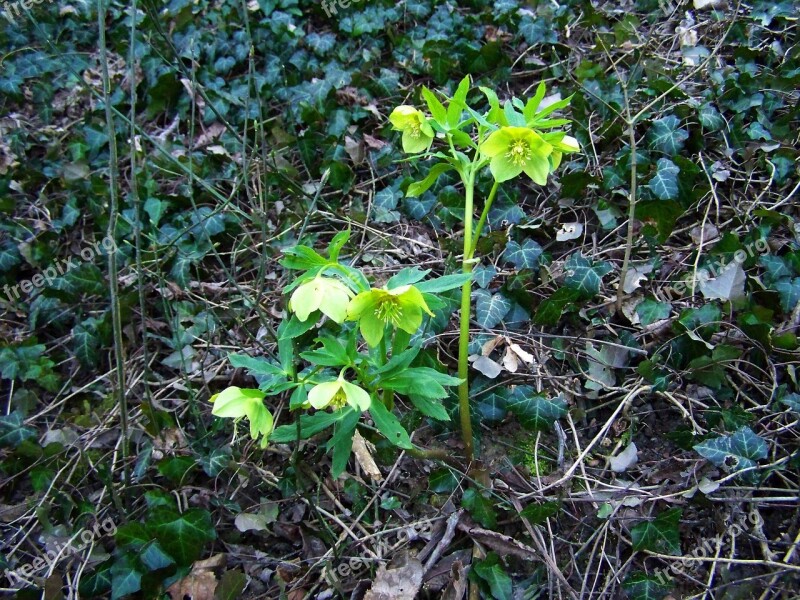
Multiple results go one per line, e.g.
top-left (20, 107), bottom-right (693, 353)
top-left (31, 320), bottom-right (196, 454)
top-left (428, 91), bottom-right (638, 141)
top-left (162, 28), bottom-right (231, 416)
top-left (347, 291), bottom-right (380, 320)
top-left (401, 129), bottom-right (433, 154)
top-left (289, 280), bottom-right (321, 322)
top-left (489, 154), bottom-right (523, 182)
top-left (212, 387), bottom-right (266, 418)
top-left (522, 155), bottom-right (551, 185)
top-left (318, 279), bottom-right (353, 324)
top-left (342, 380), bottom-right (372, 411)
top-left (359, 310), bottom-right (386, 347)
top-left (480, 127), bottom-right (514, 158)
top-left (389, 105), bottom-right (420, 131)
top-left (308, 380), bottom-right (343, 409)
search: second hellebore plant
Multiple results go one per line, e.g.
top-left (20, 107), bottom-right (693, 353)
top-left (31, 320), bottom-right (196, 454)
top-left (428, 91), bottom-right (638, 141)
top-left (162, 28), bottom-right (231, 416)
top-left (389, 77), bottom-right (579, 461)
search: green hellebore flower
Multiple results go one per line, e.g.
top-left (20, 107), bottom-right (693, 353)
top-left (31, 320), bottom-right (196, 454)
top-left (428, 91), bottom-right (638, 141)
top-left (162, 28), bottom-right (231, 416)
top-left (479, 126), bottom-right (554, 184)
top-left (308, 375), bottom-right (372, 411)
top-left (288, 275), bottom-right (353, 323)
top-left (389, 105), bottom-right (435, 154)
top-left (210, 386), bottom-right (273, 448)
top-left (347, 284), bottom-right (434, 347)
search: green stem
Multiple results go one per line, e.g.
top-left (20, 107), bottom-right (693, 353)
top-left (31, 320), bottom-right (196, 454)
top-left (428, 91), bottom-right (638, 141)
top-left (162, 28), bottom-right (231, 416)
top-left (458, 170), bottom-right (476, 462)
top-left (379, 333), bottom-right (394, 410)
top-left (469, 180), bottom-right (500, 258)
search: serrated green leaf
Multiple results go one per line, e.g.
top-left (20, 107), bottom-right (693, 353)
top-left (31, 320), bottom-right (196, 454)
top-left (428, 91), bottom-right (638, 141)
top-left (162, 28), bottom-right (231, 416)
top-left (271, 408), bottom-right (355, 442)
top-left (461, 488), bottom-right (497, 528)
top-left (631, 508), bottom-right (682, 555)
top-left (369, 397), bottom-right (413, 449)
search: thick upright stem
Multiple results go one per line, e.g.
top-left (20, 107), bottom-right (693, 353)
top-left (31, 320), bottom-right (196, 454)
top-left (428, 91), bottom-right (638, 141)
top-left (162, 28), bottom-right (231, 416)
top-left (458, 171), bottom-right (476, 462)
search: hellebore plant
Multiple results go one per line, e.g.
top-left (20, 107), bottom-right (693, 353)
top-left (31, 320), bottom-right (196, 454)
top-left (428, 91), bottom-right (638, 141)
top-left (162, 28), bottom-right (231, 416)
top-left (209, 77), bottom-right (577, 472)
top-left (389, 77), bottom-right (579, 461)
top-left (209, 230), bottom-right (468, 476)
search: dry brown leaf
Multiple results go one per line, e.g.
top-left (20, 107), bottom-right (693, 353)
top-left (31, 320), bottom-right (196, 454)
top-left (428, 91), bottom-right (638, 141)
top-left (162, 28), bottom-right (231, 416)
top-left (481, 334), bottom-right (504, 356)
top-left (364, 555), bottom-right (424, 600)
top-left (166, 570), bottom-right (217, 600)
top-left (352, 430), bottom-right (383, 482)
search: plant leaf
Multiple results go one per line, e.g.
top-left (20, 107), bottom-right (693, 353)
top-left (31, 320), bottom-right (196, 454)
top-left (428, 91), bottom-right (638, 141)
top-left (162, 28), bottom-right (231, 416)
top-left (631, 508), bottom-right (682, 555)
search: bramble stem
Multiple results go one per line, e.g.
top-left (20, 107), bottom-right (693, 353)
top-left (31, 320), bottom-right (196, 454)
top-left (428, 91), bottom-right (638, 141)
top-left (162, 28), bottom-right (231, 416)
top-left (458, 170), bottom-right (476, 462)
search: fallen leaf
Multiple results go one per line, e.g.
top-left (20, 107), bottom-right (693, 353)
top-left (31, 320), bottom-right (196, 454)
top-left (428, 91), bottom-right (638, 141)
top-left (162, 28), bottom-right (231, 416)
top-left (609, 443), bottom-right (638, 473)
top-left (622, 264), bottom-right (653, 294)
top-left (698, 263), bottom-right (746, 301)
top-left (481, 335), bottom-right (505, 356)
top-left (167, 569), bottom-right (217, 600)
top-left (234, 513), bottom-right (271, 532)
top-left (364, 555), bottom-right (424, 600)
top-left (556, 222), bottom-right (583, 241)
top-left (469, 355), bottom-right (503, 379)
top-left (352, 430), bottom-right (383, 482)
top-left (502, 347), bottom-right (519, 373)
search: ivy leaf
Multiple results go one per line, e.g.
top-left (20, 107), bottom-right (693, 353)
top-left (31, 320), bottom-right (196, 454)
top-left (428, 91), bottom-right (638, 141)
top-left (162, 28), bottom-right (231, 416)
top-left (636, 299), bottom-right (671, 326)
top-left (502, 239), bottom-right (543, 270)
top-left (563, 253), bottom-right (612, 298)
top-left (472, 552), bottom-right (512, 600)
top-left (534, 287), bottom-right (582, 325)
top-left (507, 386), bottom-right (567, 431)
top-left (0, 411), bottom-right (37, 448)
top-left (461, 488), bottom-right (497, 528)
top-left (199, 446), bottom-right (232, 477)
top-left (693, 426), bottom-right (768, 481)
top-left (473, 264), bottom-right (497, 289)
top-left (72, 321), bottom-right (102, 367)
top-left (648, 115), bottom-right (689, 154)
top-left (623, 572), bottom-right (672, 600)
top-left (780, 393), bottom-right (800, 413)
top-left (110, 556), bottom-right (142, 600)
top-left (698, 103), bottom-right (724, 131)
top-left (149, 508), bottom-right (216, 565)
top-left (474, 289), bottom-right (513, 329)
top-left (631, 508), bottom-right (682, 555)
top-left (774, 277), bottom-right (800, 312)
top-left (428, 468), bottom-right (458, 493)
top-left (648, 158), bottom-right (680, 200)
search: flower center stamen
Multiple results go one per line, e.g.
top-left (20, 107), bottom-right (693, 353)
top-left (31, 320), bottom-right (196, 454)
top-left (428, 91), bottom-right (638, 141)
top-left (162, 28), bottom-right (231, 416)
top-left (506, 140), bottom-right (532, 166)
top-left (330, 389), bottom-right (348, 410)
top-left (375, 298), bottom-right (402, 325)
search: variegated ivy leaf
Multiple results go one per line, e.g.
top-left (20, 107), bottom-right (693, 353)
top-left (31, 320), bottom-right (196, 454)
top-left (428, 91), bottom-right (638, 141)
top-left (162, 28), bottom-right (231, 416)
top-left (779, 393), bottom-right (800, 412)
top-left (623, 572), bottom-right (673, 600)
top-left (473, 264), bottom-right (498, 289)
top-left (648, 158), bottom-right (680, 200)
top-left (648, 114), bottom-right (689, 155)
top-left (636, 299), bottom-right (671, 327)
top-left (774, 277), bottom-right (800, 312)
top-left (473, 289), bottom-right (512, 329)
top-left (0, 411), bottom-right (37, 448)
top-left (563, 253), bottom-right (613, 298)
top-left (506, 386), bottom-right (567, 431)
top-left (694, 427), bottom-right (768, 481)
top-left (503, 239), bottom-right (543, 270)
